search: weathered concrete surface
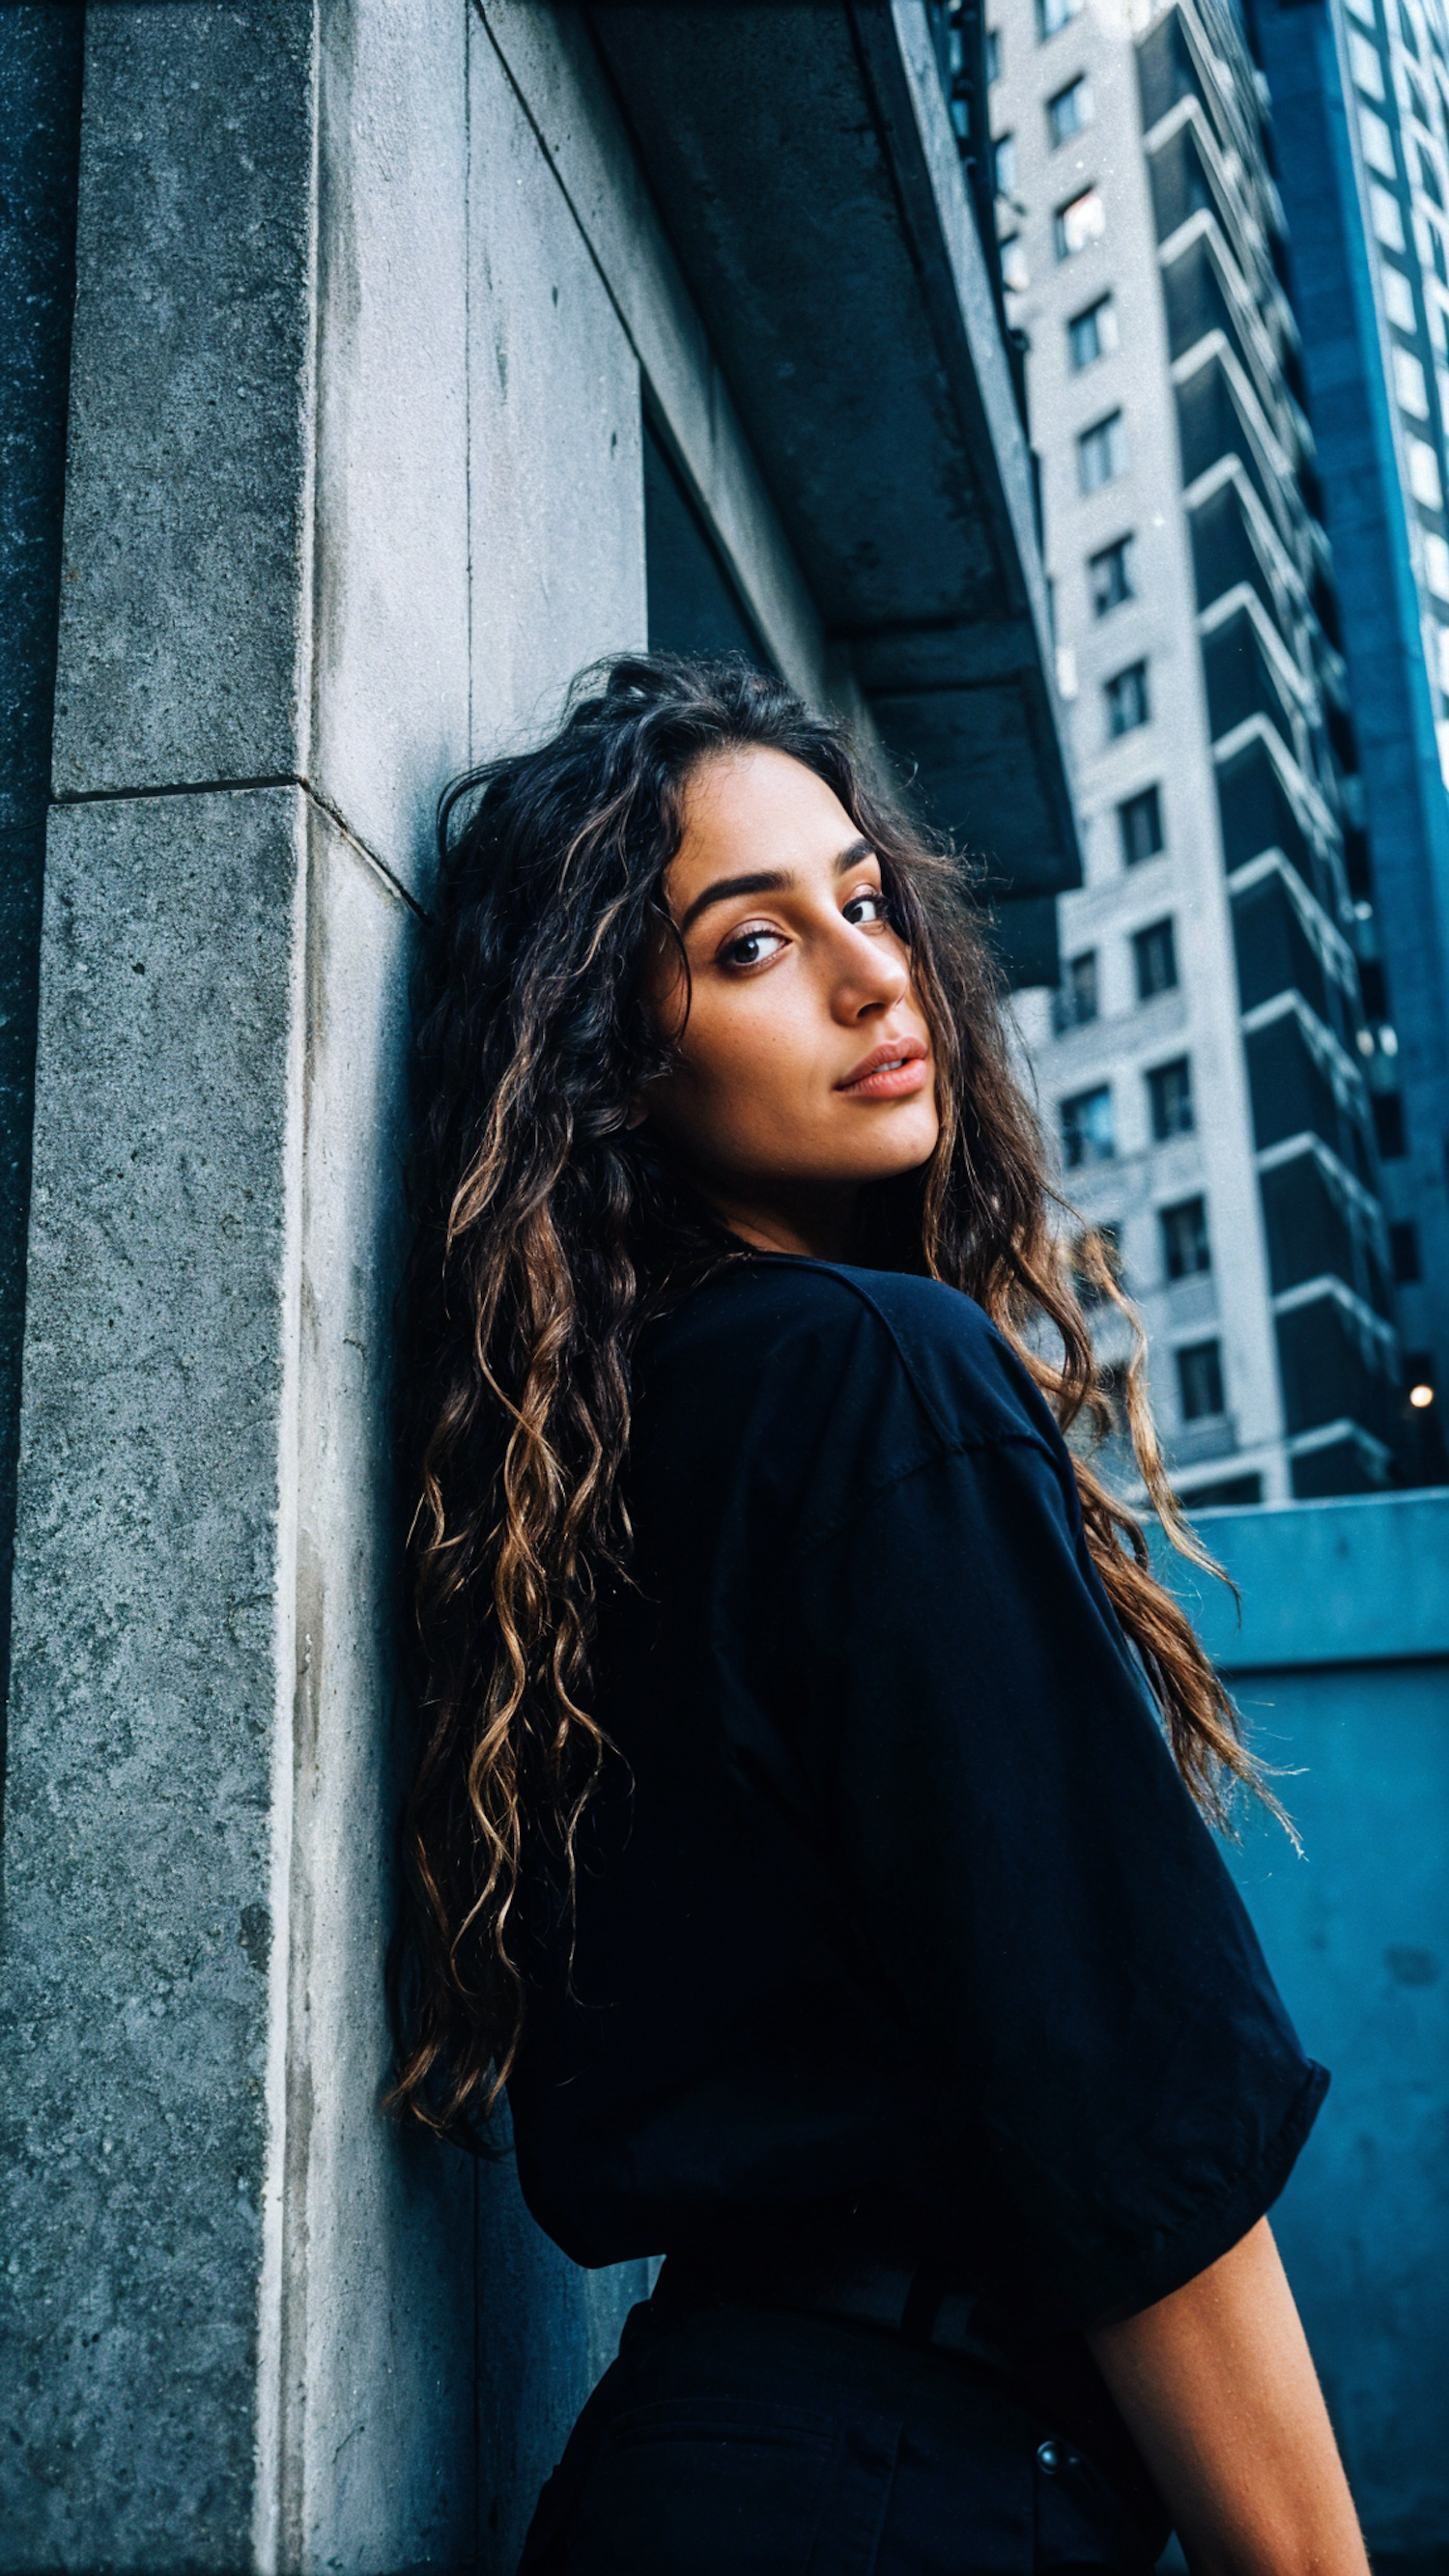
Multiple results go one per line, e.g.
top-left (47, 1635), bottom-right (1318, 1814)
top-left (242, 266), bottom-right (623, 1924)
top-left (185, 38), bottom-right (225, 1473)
top-left (468, 6), bottom-right (646, 750)
top-left (259, 802), bottom-right (476, 2572)
top-left (1232, 1661), bottom-right (1449, 2554)
top-left (311, 0), bottom-right (469, 897)
top-left (0, 5), bottom-right (83, 1722)
top-left (51, 4), bottom-right (316, 795)
top-left (1158, 1490), bottom-right (1449, 2556)
top-left (0, 785), bottom-right (303, 2563)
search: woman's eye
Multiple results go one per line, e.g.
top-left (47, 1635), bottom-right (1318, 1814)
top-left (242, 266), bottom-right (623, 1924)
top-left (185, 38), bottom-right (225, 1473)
top-left (721, 924), bottom-right (787, 970)
top-left (843, 890), bottom-right (891, 927)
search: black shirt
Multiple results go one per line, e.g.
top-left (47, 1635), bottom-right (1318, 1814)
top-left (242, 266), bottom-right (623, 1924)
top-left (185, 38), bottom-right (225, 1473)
top-left (508, 1257), bottom-right (1326, 2334)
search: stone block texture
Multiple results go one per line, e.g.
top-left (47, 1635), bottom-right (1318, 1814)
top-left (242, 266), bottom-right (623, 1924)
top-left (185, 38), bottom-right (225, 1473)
top-left (0, 786), bottom-right (304, 2562)
top-left (0, 7), bottom-right (84, 1718)
top-left (51, 4), bottom-right (317, 796)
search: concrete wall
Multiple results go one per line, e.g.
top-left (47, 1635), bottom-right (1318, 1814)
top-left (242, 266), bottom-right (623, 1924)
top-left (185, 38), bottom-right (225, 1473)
top-left (0, 5), bottom-right (83, 1729)
top-left (1159, 1488), bottom-right (1449, 2559)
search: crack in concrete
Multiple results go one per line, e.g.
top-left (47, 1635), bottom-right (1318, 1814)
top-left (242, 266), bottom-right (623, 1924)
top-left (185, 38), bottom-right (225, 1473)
top-left (49, 774), bottom-right (430, 924)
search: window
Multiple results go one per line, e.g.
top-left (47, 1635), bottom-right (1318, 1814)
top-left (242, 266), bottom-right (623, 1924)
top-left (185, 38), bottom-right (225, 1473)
top-left (1405, 62), bottom-right (1431, 124)
top-left (1068, 294), bottom-right (1117, 369)
top-left (1133, 915), bottom-right (1179, 999)
top-left (1148, 1055), bottom-right (1195, 1140)
top-left (1061, 1084), bottom-right (1115, 1169)
top-left (1418, 140), bottom-right (1444, 204)
top-left (1370, 182), bottom-right (1406, 249)
top-left (1407, 433), bottom-right (1443, 504)
top-left (1056, 185), bottom-right (1106, 258)
top-left (1119, 782), bottom-right (1164, 865)
top-left (1038, 0), bottom-right (1084, 36)
top-left (1078, 410), bottom-right (1126, 491)
top-left (994, 132), bottom-right (1018, 195)
top-left (1391, 1218), bottom-right (1423, 1279)
top-left (1359, 105), bottom-right (1399, 177)
top-left (986, 26), bottom-right (1002, 80)
top-left (1373, 1089), bottom-right (1407, 1156)
top-left (1396, 343), bottom-right (1432, 414)
top-left (1105, 660), bottom-right (1150, 736)
top-left (1400, 0), bottom-right (1420, 55)
top-left (1090, 533), bottom-right (1136, 615)
top-left (1048, 74), bottom-right (1094, 144)
top-left (1160, 1195), bottom-right (1211, 1280)
top-left (1053, 948), bottom-right (1100, 1032)
top-left (1382, 263), bottom-right (1417, 328)
top-left (1430, 218), bottom-right (1448, 283)
top-left (1177, 1338), bottom-right (1225, 1420)
top-left (1350, 25), bottom-right (1386, 95)
top-left (1001, 237), bottom-right (1030, 292)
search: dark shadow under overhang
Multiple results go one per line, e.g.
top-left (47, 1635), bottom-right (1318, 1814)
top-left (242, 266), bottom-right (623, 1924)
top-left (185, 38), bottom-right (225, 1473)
top-left (586, 0), bottom-right (1082, 953)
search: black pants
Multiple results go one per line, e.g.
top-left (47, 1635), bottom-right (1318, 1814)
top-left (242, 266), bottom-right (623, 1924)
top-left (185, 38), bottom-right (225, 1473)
top-left (517, 2282), bottom-right (1166, 2575)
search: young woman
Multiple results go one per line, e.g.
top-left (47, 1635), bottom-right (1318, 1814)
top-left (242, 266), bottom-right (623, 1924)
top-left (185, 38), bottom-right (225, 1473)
top-left (392, 655), bottom-right (1367, 2576)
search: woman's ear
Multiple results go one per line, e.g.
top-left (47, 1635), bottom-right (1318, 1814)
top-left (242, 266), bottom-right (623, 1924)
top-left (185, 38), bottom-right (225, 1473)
top-left (625, 1097), bottom-right (649, 1131)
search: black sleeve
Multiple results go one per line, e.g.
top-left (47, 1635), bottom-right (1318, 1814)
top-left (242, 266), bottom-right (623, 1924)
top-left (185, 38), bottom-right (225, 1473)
top-left (787, 1424), bottom-right (1327, 2331)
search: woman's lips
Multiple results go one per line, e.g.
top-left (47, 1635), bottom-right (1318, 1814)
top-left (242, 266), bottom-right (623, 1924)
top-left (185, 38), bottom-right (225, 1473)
top-left (838, 1037), bottom-right (929, 1098)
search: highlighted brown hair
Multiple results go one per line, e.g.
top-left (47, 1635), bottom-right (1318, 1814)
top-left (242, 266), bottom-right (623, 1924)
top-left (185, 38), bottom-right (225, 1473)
top-left (390, 654), bottom-right (1267, 2140)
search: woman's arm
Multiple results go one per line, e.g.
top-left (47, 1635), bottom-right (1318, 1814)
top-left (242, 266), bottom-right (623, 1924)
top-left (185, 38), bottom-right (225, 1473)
top-left (1087, 2219), bottom-right (1369, 2576)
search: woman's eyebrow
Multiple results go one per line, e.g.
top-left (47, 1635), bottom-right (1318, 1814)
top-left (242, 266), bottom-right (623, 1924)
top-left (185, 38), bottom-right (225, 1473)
top-left (677, 838), bottom-right (875, 936)
top-left (679, 868), bottom-right (791, 934)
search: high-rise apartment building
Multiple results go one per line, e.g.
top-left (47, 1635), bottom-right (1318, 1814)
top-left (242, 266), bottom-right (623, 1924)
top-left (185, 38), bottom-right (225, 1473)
top-left (970, 0), bottom-right (1406, 1501)
top-left (1250, 0), bottom-right (1449, 1448)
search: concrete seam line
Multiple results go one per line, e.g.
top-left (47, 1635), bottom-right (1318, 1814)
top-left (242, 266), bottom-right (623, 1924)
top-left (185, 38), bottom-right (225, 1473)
top-left (49, 774), bottom-right (430, 923)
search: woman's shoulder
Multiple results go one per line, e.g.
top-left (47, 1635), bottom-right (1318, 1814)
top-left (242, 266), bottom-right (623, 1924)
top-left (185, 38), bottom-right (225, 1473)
top-left (650, 1255), bottom-right (1058, 1462)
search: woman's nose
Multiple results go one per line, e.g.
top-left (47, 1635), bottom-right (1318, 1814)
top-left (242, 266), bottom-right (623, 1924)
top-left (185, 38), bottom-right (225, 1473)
top-left (831, 926), bottom-right (910, 1018)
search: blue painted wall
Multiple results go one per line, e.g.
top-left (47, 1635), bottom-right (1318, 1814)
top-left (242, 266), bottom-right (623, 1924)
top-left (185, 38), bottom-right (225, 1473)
top-left (1158, 1490), bottom-right (1449, 2554)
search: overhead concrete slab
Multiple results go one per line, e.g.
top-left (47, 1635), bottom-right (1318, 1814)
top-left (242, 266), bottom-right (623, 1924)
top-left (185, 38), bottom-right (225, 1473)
top-left (586, 0), bottom-right (1081, 896)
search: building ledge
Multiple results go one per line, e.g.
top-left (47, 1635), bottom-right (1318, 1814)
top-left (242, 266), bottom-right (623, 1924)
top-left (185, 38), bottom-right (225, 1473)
top-left (585, 0), bottom-right (1080, 916)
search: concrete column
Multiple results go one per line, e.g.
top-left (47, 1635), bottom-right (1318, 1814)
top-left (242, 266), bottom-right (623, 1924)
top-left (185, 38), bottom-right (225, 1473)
top-left (1, 6), bottom-right (650, 2567)
top-left (0, 4), bottom-right (84, 1725)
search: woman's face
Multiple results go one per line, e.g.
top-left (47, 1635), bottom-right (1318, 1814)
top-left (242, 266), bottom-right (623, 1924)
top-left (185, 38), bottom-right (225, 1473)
top-left (638, 746), bottom-right (940, 1259)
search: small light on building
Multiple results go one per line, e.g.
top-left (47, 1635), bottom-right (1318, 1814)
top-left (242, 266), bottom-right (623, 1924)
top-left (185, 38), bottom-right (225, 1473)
top-left (1380, 1025), bottom-right (1400, 1055)
top-left (1357, 1028), bottom-right (1376, 1055)
top-left (1409, 1382), bottom-right (1435, 1408)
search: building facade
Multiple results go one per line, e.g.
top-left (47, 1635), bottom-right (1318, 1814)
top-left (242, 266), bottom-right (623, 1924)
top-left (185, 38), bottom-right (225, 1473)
top-left (983, 0), bottom-right (1408, 1502)
top-left (1251, 0), bottom-right (1449, 1457)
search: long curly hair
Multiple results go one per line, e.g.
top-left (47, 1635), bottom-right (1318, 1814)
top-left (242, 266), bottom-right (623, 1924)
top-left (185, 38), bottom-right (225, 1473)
top-left (389, 652), bottom-right (1267, 2141)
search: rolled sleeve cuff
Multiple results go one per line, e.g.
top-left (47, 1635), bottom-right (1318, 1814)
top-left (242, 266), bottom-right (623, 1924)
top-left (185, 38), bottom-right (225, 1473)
top-left (1073, 2056), bottom-right (1331, 2330)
